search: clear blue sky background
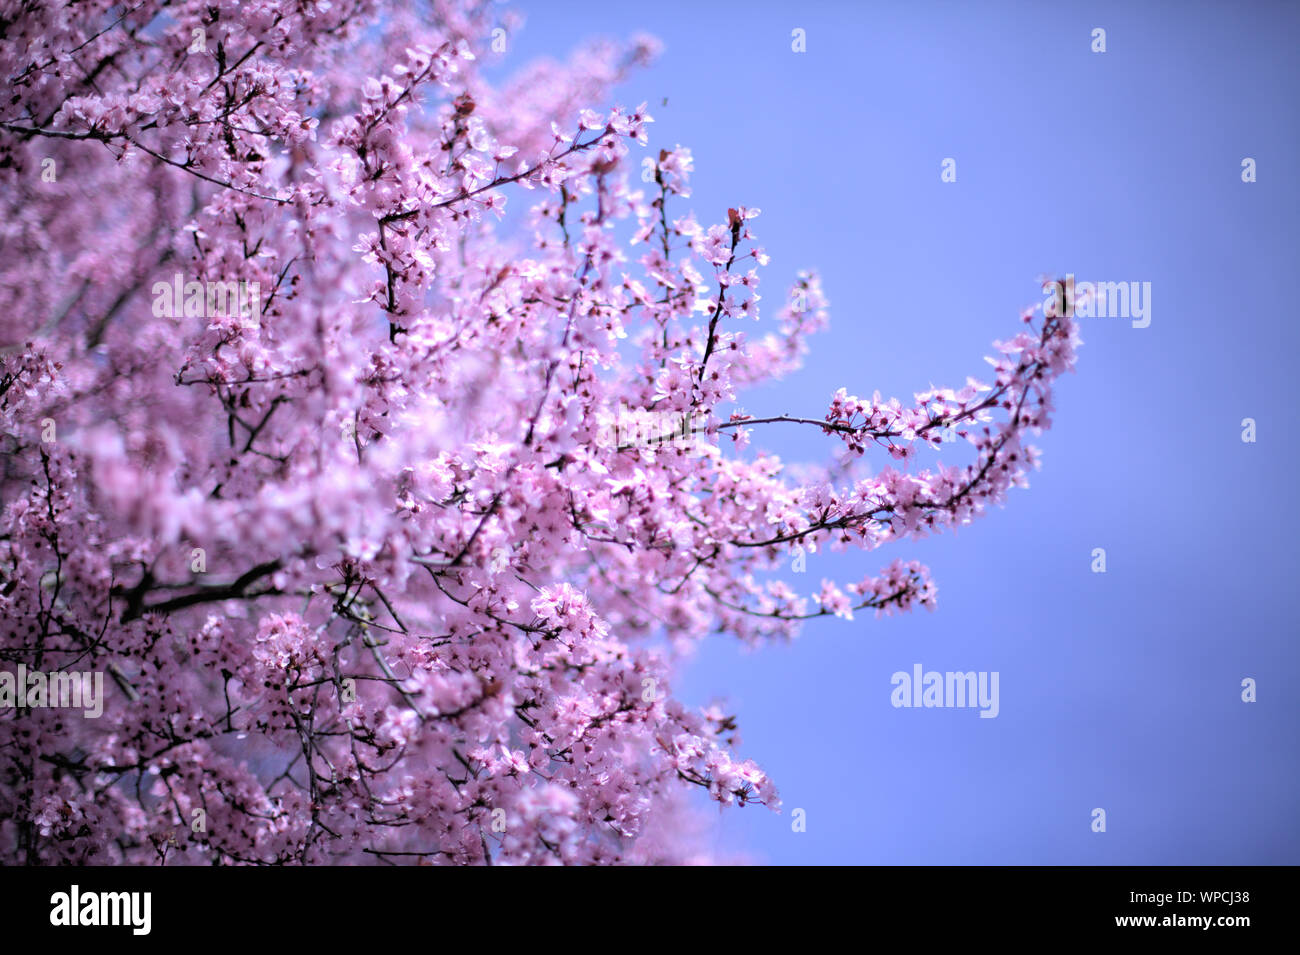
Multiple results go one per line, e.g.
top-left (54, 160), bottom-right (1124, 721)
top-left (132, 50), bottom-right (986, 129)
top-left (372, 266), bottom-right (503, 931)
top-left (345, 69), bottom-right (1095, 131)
top-left (511, 0), bottom-right (1300, 864)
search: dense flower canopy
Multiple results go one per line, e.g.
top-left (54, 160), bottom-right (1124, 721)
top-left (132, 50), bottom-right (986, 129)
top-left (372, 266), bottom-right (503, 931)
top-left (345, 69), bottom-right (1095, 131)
top-left (0, 0), bottom-right (1079, 864)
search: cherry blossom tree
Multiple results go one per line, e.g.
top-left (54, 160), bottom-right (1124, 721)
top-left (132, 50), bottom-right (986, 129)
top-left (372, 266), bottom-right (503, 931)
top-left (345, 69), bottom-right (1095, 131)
top-left (0, 0), bottom-right (1080, 865)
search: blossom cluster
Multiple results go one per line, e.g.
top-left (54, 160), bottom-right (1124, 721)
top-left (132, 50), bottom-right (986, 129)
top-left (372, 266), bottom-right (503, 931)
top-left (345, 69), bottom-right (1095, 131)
top-left (0, 0), bottom-right (1077, 864)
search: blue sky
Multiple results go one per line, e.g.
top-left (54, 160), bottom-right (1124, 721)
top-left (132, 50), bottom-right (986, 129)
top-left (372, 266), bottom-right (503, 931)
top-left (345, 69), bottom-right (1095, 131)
top-left (511, 0), bottom-right (1300, 863)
